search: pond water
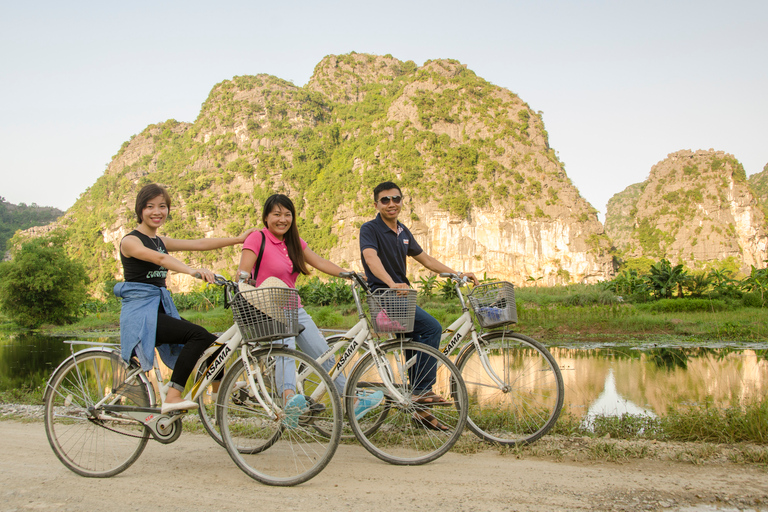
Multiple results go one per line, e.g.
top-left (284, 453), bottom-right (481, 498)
top-left (0, 332), bottom-right (117, 391)
top-left (552, 345), bottom-right (768, 425)
top-left (2, 333), bottom-right (767, 424)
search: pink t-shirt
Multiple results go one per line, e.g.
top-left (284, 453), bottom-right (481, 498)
top-left (242, 228), bottom-right (308, 288)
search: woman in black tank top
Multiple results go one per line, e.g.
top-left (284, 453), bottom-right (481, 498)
top-left (120, 184), bottom-right (255, 414)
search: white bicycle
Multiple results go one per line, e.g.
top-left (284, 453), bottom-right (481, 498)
top-left (44, 275), bottom-right (342, 486)
top-left (438, 273), bottom-right (564, 445)
top-left (313, 272), bottom-right (469, 465)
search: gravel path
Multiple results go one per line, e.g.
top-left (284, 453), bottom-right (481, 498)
top-left (2, 417), bottom-right (767, 511)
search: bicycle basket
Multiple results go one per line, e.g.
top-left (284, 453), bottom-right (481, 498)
top-left (468, 281), bottom-right (517, 328)
top-left (231, 287), bottom-right (301, 342)
top-left (366, 288), bottom-right (417, 334)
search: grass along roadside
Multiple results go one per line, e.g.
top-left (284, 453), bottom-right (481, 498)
top-left (4, 375), bottom-right (766, 447)
top-left (3, 402), bottom-right (767, 467)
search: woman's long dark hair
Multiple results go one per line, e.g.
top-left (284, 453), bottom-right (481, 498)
top-left (262, 194), bottom-right (309, 276)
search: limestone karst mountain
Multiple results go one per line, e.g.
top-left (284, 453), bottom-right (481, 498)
top-left (22, 53), bottom-right (617, 292)
top-left (604, 150), bottom-right (768, 272)
top-left (749, 163), bottom-right (768, 216)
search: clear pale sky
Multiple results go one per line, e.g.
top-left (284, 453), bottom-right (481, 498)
top-left (2, 1), bottom-right (766, 221)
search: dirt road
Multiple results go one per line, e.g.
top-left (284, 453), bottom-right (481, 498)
top-left (1, 420), bottom-right (766, 512)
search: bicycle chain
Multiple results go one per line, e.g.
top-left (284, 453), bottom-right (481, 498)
top-left (87, 417), bottom-right (151, 440)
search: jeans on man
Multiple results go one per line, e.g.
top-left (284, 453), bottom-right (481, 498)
top-left (405, 306), bottom-right (442, 393)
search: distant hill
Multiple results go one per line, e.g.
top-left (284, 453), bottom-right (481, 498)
top-left (0, 198), bottom-right (63, 255)
top-left (604, 150), bottom-right (767, 273)
top-left (749, 163), bottom-right (768, 217)
top-left (18, 53), bottom-right (613, 293)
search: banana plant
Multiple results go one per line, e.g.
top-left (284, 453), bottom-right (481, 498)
top-left (416, 274), bottom-right (438, 299)
top-left (645, 259), bottom-right (688, 299)
top-left (741, 262), bottom-right (768, 304)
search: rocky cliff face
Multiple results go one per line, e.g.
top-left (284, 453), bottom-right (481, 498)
top-left (749, 164), bottom-right (768, 217)
top-left (604, 150), bottom-right (768, 272)
top-left (24, 53), bottom-right (613, 293)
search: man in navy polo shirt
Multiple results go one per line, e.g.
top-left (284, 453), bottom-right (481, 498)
top-left (359, 181), bottom-right (478, 430)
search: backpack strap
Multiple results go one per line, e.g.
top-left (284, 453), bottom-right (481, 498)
top-left (251, 231), bottom-right (266, 282)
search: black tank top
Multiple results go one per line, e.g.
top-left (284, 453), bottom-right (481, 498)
top-left (120, 230), bottom-right (168, 287)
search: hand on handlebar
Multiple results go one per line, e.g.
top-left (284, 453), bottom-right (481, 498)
top-left (461, 272), bottom-right (480, 286)
top-left (191, 268), bottom-right (216, 284)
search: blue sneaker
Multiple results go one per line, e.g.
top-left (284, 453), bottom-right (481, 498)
top-left (354, 390), bottom-right (384, 420)
top-left (283, 394), bottom-right (307, 429)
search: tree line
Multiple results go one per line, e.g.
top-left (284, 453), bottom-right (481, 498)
top-left (0, 197), bottom-right (63, 254)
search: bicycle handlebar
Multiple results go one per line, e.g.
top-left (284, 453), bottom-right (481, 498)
top-left (339, 271), bottom-right (370, 293)
top-left (439, 272), bottom-right (470, 285)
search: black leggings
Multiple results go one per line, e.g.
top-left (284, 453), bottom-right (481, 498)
top-left (155, 313), bottom-right (218, 389)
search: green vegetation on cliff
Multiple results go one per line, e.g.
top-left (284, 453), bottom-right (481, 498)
top-left (749, 163), bottom-right (768, 219)
top-left (12, 53), bottom-right (608, 294)
top-left (0, 198), bottom-right (63, 254)
top-left (604, 150), bottom-right (767, 272)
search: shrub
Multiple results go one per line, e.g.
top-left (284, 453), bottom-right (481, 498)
top-left (742, 292), bottom-right (766, 308)
top-left (0, 234), bottom-right (89, 327)
top-left (297, 277), bottom-right (353, 306)
top-left (637, 298), bottom-right (729, 313)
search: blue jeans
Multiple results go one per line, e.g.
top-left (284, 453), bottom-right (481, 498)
top-left (405, 306), bottom-right (442, 394)
top-left (275, 308), bottom-right (346, 395)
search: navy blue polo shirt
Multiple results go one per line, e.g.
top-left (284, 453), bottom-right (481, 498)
top-left (359, 213), bottom-right (423, 290)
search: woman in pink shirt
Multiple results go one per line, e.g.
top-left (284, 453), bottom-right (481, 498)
top-left (236, 194), bottom-right (383, 425)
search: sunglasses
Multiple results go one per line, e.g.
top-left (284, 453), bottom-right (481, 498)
top-left (378, 195), bottom-right (402, 205)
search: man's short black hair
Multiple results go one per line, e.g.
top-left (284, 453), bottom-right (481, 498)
top-left (373, 181), bottom-right (402, 202)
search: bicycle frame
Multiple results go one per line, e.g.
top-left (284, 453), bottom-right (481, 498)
top-left (438, 275), bottom-right (507, 390)
top-left (60, 281), bottom-right (293, 436)
top-left (299, 273), bottom-right (415, 407)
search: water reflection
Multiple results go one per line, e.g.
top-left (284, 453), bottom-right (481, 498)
top-left (581, 369), bottom-right (656, 428)
top-left (1, 332), bottom-right (767, 423)
top-left (555, 346), bottom-right (768, 419)
top-left (0, 333), bottom-right (114, 391)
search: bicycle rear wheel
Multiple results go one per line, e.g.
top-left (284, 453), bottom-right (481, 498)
top-left (217, 346), bottom-right (342, 486)
top-left (44, 349), bottom-right (151, 477)
top-left (457, 331), bottom-right (564, 445)
top-left (346, 339), bottom-right (468, 465)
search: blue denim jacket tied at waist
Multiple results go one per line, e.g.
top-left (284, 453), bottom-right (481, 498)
top-left (113, 281), bottom-right (182, 371)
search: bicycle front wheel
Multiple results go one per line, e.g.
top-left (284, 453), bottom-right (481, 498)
top-left (217, 346), bottom-right (342, 486)
top-left (44, 349), bottom-right (151, 477)
top-left (457, 331), bottom-right (564, 445)
top-left (311, 334), bottom-right (390, 440)
top-left (196, 350), bottom-right (238, 448)
top-left (346, 339), bottom-right (468, 465)
top-left (196, 363), bottom-right (224, 447)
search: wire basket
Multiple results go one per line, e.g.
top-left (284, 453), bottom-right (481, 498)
top-left (366, 288), bottom-right (417, 334)
top-left (231, 287), bottom-right (301, 342)
top-left (468, 281), bottom-right (517, 328)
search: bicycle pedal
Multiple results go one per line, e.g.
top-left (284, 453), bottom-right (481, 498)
top-left (298, 402), bottom-right (326, 425)
top-left (231, 389), bottom-right (251, 406)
